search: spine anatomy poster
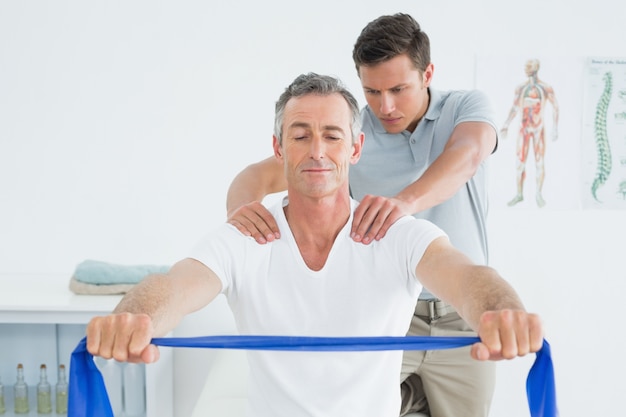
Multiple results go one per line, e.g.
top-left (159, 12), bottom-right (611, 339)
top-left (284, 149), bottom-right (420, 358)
top-left (582, 57), bottom-right (626, 209)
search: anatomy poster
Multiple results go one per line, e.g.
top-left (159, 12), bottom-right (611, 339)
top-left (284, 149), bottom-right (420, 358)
top-left (476, 56), bottom-right (583, 210)
top-left (581, 57), bottom-right (626, 209)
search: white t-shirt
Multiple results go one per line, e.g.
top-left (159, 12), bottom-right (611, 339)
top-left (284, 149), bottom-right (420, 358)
top-left (189, 198), bottom-right (446, 417)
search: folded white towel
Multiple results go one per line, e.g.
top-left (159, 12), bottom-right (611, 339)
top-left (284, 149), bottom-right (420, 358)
top-left (69, 275), bottom-right (135, 295)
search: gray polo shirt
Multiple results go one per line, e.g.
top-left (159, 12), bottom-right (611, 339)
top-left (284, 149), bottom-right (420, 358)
top-left (350, 88), bottom-right (498, 299)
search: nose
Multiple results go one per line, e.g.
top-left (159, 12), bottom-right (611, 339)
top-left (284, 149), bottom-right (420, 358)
top-left (309, 136), bottom-right (325, 160)
top-left (379, 91), bottom-right (396, 115)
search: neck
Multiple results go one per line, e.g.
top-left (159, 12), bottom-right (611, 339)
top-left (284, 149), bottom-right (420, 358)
top-left (285, 191), bottom-right (351, 238)
top-left (283, 190), bottom-right (352, 271)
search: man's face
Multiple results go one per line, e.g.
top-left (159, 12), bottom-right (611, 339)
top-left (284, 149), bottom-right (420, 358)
top-left (273, 93), bottom-right (362, 199)
top-left (358, 54), bottom-right (433, 134)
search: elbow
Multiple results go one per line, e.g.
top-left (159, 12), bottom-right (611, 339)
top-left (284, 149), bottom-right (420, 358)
top-left (464, 145), bottom-right (487, 179)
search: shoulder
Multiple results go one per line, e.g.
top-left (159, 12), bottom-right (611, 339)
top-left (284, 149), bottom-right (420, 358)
top-left (386, 215), bottom-right (447, 241)
top-left (376, 216), bottom-right (448, 267)
top-left (436, 89), bottom-right (496, 125)
top-left (444, 89), bottom-right (491, 107)
top-left (194, 222), bottom-right (257, 252)
top-left (427, 88), bottom-right (490, 116)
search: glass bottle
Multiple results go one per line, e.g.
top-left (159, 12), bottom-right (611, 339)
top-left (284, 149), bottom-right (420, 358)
top-left (55, 364), bottom-right (68, 415)
top-left (0, 376), bottom-right (6, 415)
top-left (14, 363), bottom-right (29, 414)
top-left (37, 364), bottom-right (52, 414)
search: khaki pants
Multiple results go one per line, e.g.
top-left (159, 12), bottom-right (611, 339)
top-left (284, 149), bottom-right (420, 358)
top-left (399, 308), bottom-right (496, 417)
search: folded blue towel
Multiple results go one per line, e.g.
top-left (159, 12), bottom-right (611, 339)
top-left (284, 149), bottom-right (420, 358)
top-left (73, 260), bottom-right (170, 285)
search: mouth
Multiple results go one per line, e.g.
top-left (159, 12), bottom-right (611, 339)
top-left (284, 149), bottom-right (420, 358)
top-left (381, 116), bottom-right (402, 124)
top-left (303, 169), bottom-right (331, 174)
top-left (301, 164), bottom-right (334, 176)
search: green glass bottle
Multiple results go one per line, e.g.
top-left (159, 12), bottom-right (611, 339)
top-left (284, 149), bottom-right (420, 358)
top-left (0, 375), bottom-right (6, 414)
top-left (55, 364), bottom-right (68, 415)
top-left (13, 363), bottom-right (29, 414)
top-left (37, 364), bottom-right (52, 414)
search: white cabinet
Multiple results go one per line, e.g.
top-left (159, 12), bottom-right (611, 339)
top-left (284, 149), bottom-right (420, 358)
top-left (0, 274), bottom-right (173, 417)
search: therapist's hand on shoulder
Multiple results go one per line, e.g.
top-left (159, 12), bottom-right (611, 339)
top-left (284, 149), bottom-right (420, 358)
top-left (227, 201), bottom-right (281, 244)
top-left (471, 309), bottom-right (544, 361)
top-left (86, 312), bottom-right (160, 364)
top-left (351, 195), bottom-right (413, 244)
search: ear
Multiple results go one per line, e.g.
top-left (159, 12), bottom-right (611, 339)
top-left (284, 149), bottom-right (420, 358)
top-left (350, 132), bottom-right (365, 165)
top-left (422, 63), bottom-right (435, 88)
top-left (272, 135), bottom-right (283, 161)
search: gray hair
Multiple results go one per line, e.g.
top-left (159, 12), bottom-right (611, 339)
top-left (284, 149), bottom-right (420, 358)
top-left (274, 73), bottom-right (361, 145)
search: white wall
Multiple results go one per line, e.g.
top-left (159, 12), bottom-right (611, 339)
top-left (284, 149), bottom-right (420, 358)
top-left (1, 1), bottom-right (623, 416)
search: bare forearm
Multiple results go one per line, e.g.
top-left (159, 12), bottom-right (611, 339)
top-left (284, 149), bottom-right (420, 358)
top-left (226, 157), bottom-right (286, 216)
top-left (417, 238), bottom-right (525, 332)
top-left (87, 259), bottom-right (220, 362)
top-left (112, 274), bottom-right (187, 337)
top-left (112, 260), bottom-right (219, 337)
top-left (396, 123), bottom-right (493, 213)
top-left (456, 266), bottom-right (526, 331)
top-left (396, 153), bottom-right (474, 212)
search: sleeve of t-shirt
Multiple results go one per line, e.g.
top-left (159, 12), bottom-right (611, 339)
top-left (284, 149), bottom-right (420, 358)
top-left (456, 89), bottom-right (499, 153)
top-left (386, 216), bottom-right (448, 281)
top-left (187, 223), bottom-right (246, 294)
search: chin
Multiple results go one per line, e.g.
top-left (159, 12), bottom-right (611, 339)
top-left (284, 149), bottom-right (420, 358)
top-left (382, 124), bottom-right (408, 134)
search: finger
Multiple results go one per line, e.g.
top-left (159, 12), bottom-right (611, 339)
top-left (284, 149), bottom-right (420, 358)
top-left (502, 311), bottom-right (541, 359)
top-left (227, 205), bottom-right (264, 239)
top-left (477, 311), bottom-right (503, 359)
top-left (528, 314), bottom-right (544, 353)
top-left (86, 316), bottom-right (104, 356)
top-left (512, 311), bottom-right (531, 357)
top-left (232, 205), bottom-right (280, 243)
top-left (139, 345), bottom-right (160, 364)
top-left (253, 209), bottom-right (281, 241)
top-left (240, 202), bottom-right (280, 240)
top-left (363, 205), bottom-right (393, 243)
top-left (497, 310), bottom-right (520, 359)
top-left (351, 195), bottom-right (372, 240)
top-left (227, 219), bottom-right (252, 237)
top-left (110, 313), bottom-right (136, 362)
top-left (103, 316), bottom-right (127, 360)
top-left (353, 197), bottom-right (385, 243)
top-left (374, 208), bottom-right (405, 241)
top-left (470, 342), bottom-right (492, 361)
top-left (235, 216), bottom-right (267, 243)
top-left (127, 315), bottom-right (154, 361)
top-left (232, 208), bottom-right (270, 243)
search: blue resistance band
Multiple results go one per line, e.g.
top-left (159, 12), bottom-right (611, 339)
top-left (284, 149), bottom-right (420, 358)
top-left (69, 335), bottom-right (557, 417)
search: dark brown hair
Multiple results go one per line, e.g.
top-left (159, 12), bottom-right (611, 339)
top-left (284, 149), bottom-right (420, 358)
top-left (352, 13), bottom-right (431, 74)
